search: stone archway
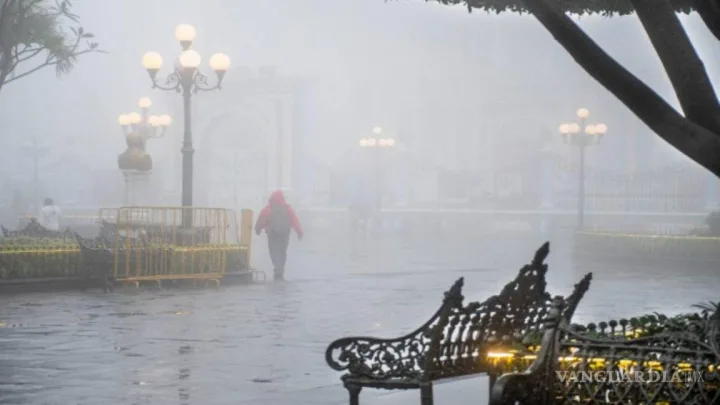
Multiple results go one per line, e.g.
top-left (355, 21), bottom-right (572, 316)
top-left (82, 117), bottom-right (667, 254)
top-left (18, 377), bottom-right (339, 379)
top-left (195, 102), bottom-right (274, 212)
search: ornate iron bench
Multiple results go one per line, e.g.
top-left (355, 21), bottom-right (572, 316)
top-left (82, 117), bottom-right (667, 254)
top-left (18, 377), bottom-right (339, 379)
top-left (325, 242), bottom-right (593, 405)
top-left (2, 219), bottom-right (72, 239)
top-left (75, 231), bottom-right (164, 290)
top-left (490, 299), bottom-right (720, 405)
top-left (75, 233), bottom-right (115, 292)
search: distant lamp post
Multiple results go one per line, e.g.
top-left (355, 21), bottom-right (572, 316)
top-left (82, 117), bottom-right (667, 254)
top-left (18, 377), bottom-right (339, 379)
top-left (118, 97), bottom-right (172, 140)
top-left (22, 139), bottom-right (50, 213)
top-left (141, 24), bottom-right (230, 226)
top-left (559, 108), bottom-right (608, 229)
top-left (117, 98), bottom-right (172, 205)
top-left (359, 126), bottom-right (395, 229)
top-left (359, 127), bottom-right (395, 149)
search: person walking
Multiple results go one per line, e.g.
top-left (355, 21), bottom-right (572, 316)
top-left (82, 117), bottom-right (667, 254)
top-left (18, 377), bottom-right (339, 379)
top-left (255, 190), bottom-right (303, 281)
top-left (349, 193), bottom-right (372, 235)
top-left (38, 197), bottom-right (62, 231)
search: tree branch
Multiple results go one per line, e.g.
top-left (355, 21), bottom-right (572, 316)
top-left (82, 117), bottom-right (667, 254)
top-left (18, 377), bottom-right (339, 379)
top-left (518, 0), bottom-right (720, 177)
top-left (3, 48), bottom-right (95, 84)
top-left (631, 0), bottom-right (720, 135)
top-left (695, 0), bottom-right (720, 42)
top-left (0, 0), bottom-right (103, 93)
top-left (14, 45), bottom-right (44, 63)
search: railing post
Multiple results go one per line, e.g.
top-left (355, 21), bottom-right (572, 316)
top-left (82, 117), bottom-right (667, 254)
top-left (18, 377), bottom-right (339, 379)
top-left (240, 209), bottom-right (254, 269)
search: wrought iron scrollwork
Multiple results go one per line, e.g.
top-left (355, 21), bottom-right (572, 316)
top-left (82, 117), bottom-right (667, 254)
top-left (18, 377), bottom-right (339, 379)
top-left (1, 220), bottom-right (72, 239)
top-left (490, 373), bottom-right (548, 405)
top-left (151, 69), bottom-right (221, 94)
top-left (493, 298), bottom-right (720, 405)
top-left (325, 242), bottom-right (594, 387)
top-left (325, 277), bottom-right (464, 382)
top-left (151, 71), bottom-right (182, 92)
top-left (74, 233), bottom-right (114, 293)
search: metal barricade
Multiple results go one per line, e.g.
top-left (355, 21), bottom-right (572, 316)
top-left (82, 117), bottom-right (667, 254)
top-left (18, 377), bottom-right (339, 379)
top-left (110, 206), bottom-right (248, 284)
top-left (97, 208), bottom-right (119, 224)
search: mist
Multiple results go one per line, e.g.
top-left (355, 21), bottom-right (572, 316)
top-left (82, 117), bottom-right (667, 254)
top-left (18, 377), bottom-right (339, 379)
top-left (3, 2), bottom-right (720, 404)
top-left (0, 0), bottom-right (715, 213)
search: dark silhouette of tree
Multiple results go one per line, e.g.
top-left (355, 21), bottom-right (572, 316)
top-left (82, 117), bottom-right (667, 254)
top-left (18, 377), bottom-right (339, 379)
top-left (0, 0), bottom-right (103, 95)
top-left (423, 0), bottom-right (720, 178)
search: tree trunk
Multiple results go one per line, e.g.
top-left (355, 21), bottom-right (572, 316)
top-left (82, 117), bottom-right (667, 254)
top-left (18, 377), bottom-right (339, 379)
top-left (0, 51), bottom-right (10, 96)
top-left (519, 0), bottom-right (720, 178)
top-left (696, 0), bottom-right (720, 42)
top-left (631, 0), bottom-right (720, 135)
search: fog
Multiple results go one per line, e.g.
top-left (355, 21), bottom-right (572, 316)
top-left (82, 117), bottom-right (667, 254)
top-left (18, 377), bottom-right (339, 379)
top-left (0, 0), bottom-right (716, 215)
top-left (3, 4), bottom-right (720, 403)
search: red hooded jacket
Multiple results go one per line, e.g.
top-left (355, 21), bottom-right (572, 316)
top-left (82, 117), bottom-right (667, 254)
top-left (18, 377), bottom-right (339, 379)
top-left (255, 190), bottom-right (303, 237)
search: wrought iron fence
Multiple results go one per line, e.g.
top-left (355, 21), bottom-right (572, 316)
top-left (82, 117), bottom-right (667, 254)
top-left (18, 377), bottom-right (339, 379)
top-left (554, 166), bottom-right (706, 212)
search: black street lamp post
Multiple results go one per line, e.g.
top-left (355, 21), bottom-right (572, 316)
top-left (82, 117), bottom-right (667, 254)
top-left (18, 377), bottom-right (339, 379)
top-left (141, 24), bottom-right (230, 227)
top-left (22, 138), bottom-right (49, 213)
top-left (558, 108), bottom-right (608, 230)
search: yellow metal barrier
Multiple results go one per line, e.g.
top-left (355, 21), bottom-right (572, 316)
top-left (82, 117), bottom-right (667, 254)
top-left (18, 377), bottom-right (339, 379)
top-left (2, 207), bottom-right (256, 285)
top-left (0, 240), bottom-right (82, 279)
top-left (109, 206), bottom-right (251, 284)
top-left (240, 208), bottom-right (253, 270)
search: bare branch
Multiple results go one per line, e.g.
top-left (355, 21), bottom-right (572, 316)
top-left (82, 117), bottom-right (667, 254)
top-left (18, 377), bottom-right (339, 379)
top-left (518, 0), bottom-right (720, 177)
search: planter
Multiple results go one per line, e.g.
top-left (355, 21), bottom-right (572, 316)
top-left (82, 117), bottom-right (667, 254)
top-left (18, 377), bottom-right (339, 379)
top-left (0, 238), bottom-right (82, 279)
top-left (574, 230), bottom-right (720, 263)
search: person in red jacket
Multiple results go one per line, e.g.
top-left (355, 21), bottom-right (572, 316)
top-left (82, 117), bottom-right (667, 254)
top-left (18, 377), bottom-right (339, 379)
top-left (255, 190), bottom-right (303, 280)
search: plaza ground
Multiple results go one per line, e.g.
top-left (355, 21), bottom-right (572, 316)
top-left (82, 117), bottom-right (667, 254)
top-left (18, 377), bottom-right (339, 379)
top-left (0, 232), bottom-right (716, 405)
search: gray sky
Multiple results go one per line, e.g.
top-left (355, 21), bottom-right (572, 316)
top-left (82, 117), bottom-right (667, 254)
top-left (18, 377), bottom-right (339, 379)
top-left (0, 0), bottom-right (715, 190)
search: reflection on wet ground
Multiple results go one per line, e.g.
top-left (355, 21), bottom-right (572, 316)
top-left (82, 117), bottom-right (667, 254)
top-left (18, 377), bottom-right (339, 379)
top-left (0, 233), bottom-right (717, 404)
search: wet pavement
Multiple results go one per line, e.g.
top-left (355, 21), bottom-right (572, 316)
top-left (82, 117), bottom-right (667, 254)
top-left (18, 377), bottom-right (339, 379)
top-left (1, 231), bottom-right (718, 405)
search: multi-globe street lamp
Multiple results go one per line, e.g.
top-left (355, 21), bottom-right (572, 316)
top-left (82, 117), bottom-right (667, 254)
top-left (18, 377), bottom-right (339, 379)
top-left (116, 97), bottom-right (172, 205)
top-left (118, 97), bottom-right (172, 140)
top-left (359, 127), bottom-right (395, 228)
top-left (359, 126), bottom-right (396, 149)
top-left (141, 24), bottom-right (230, 226)
top-left (558, 108), bottom-right (608, 229)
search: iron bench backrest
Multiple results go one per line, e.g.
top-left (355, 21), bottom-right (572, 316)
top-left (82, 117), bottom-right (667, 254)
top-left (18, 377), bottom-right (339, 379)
top-left (423, 244), bottom-right (551, 380)
top-left (552, 327), bottom-right (720, 403)
top-left (424, 269), bottom-right (592, 381)
top-left (325, 242), bottom-right (594, 384)
top-left (490, 298), bottom-right (720, 405)
top-left (2, 222), bottom-right (72, 239)
top-left (324, 243), bottom-right (552, 383)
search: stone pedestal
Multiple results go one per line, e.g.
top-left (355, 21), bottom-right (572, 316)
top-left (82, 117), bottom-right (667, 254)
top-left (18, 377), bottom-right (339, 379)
top-left (122, 170), bottom-right (151, 206)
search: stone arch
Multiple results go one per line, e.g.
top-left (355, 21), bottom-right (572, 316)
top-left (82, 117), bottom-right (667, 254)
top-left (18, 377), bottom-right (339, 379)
top-left (196, 101), bottom-right (274, 151)
top-left (195, 102), bottom-right (275, 211)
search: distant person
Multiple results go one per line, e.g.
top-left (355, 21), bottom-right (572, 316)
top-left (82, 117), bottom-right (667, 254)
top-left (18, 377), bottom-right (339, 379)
top-left (349, 195), bottom-right (372, 234)
top-left (255, 190), bottom-right (303, 281)
top-left (38, 198), bottom-right (61, 231)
